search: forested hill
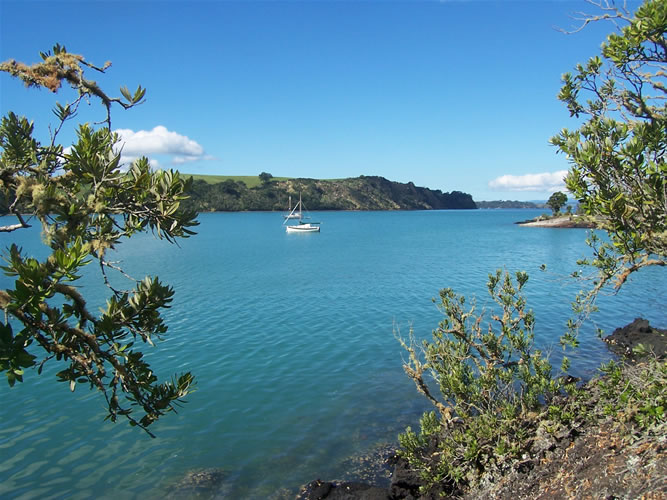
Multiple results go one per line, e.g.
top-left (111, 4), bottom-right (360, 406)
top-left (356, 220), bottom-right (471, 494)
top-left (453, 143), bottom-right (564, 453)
top-left (476, 200), bottom-right (544, 209)
top-left (181, 175), bottom-right (477, 212)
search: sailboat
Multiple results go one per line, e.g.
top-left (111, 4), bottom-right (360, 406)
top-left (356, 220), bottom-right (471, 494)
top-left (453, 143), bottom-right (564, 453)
top-left (283, 195), bottom-right (301, 219)
top-left (283, 193), bottom-right (320, 233)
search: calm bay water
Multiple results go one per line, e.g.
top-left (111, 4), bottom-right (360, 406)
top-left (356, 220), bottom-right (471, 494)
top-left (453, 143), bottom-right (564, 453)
top-left (1, 210), bottom-right (665, 499)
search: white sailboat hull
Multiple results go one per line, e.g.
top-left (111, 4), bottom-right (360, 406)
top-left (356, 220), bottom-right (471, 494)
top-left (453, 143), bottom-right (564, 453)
top-left (285, 223), bottom-right (320, 233)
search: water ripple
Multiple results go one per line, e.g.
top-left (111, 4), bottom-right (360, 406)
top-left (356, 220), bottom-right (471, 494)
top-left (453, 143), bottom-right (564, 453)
top-left (0, 211), bottom-right (665, 499)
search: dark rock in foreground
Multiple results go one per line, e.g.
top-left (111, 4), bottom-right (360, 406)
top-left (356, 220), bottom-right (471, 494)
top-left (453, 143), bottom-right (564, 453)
top-left (603, 317), bottom-right (666, 360)
top-left (298, 318), bottom-right (666, 499)
top-left (297, 480), bottom-right (389, 500)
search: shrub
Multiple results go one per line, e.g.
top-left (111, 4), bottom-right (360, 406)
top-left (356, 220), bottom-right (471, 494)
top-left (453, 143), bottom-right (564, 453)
top-left (397, 270), bottom-right (560, 491)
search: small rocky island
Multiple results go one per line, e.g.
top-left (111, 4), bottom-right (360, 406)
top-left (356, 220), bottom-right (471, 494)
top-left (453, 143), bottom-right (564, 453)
top-left (516, 215), bottom-right (597, 228)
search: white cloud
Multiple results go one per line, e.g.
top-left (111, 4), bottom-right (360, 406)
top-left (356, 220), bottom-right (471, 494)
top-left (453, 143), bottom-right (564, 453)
top-left (172, 156), bottom-right (199, 164)
top-left (122, 155), bottom-right (160, 169)
top-left (488, 170), bottom-right (568, 192)
top-left (113, 126), bottom-right (206, 166)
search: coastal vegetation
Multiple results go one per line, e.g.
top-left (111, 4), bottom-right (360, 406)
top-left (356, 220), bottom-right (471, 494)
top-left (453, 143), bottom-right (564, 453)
top-left (180, 174), bottom-right (476, 212)
top-left (0, 45), bottom-right (198, 436)
top-left (475, 200), bottom-right (543, 209)
top-left (392, 1), bottom-right (666, 497)
top-left (0, 0), bottom-right (663, 496)
top-left (185, 173), bottom-right (291, 189)
top-left (551, 0), bottom-right (666, 345)
top-left (397, 270), bottom-right (559, 494)
top-left (546, 191), bottom-right (568, 214)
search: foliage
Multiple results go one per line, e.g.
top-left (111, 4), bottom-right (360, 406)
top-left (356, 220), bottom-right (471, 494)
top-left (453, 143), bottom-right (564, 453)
top-left (596, 358), bottom-right (666, 432)
top-left (475, 200), bottom-right (542, 209)
top-left (550, 0), bottom-right (666, 345)
top-left (183, 174), bottom-right (290, 188)
top-left (398, 3), bottom-right (666, 494)
top-left (397, 270), bottom-right (560, 491)
top-left (258, 171), bottom-right (273, 183)
top-left (181, 175), bottom-right (477, 212)
top-left (547, 191), bottom-right (568, 214)
top-left (0, 45), bottom-right (198, 436)
top-left (547, 355), bottom-right (666, 449)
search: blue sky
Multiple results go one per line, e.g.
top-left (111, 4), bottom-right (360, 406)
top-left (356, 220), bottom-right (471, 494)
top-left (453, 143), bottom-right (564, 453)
top-left (0, 0), bottom-right (633, 201)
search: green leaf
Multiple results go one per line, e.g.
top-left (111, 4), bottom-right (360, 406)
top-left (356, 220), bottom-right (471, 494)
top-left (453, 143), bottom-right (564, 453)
top-left (120, 86), bottom-right (132, 102)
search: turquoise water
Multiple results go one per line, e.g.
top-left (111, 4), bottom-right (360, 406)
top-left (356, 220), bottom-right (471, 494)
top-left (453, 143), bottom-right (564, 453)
top-left (1, 210), bottom-right (665, 499)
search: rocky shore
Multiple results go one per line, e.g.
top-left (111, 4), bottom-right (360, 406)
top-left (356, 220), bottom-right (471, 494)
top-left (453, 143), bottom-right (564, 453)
top-left (516, 215), bottom-right (596, 228)
top-left (297, 319), bottom-right (666, 499)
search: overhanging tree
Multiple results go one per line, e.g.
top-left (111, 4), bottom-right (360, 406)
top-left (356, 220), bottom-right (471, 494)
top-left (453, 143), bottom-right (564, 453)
top-left (397, 0), bottom-right (665, 493)
top-left (0, 45), bottom-right (199, 436)
top-left (550, 0), bottom-right (665, 343)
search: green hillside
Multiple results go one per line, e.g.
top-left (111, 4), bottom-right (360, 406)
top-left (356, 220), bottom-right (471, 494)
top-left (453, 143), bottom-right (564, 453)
top-left (185, 174), bottom-right (291, 188)
top-left (179, 174), bottom-right (476, 212)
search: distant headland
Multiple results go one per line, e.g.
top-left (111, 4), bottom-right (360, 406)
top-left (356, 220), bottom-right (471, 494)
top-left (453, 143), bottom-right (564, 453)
top-left (476, 200), bottom-right (545, 209)
top-left (180, 174), bottom-right (477, 212)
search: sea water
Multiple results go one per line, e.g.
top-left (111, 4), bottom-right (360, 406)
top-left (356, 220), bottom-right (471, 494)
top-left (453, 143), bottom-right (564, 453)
top-left (0, 210), bottom-right (665, 499)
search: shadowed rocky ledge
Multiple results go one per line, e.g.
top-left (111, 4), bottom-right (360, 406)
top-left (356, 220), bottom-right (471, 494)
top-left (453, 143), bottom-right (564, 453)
top-left (296, 318), bottom-right (666, 499)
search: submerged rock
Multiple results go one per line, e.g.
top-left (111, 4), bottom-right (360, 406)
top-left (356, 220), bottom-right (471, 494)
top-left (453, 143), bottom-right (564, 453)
top-left (166, 468), bottom-right (229, 499)
top-left (296, 444), bottom-right (398, 500)
top-left (338, 444), bottom-right (397, 486)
